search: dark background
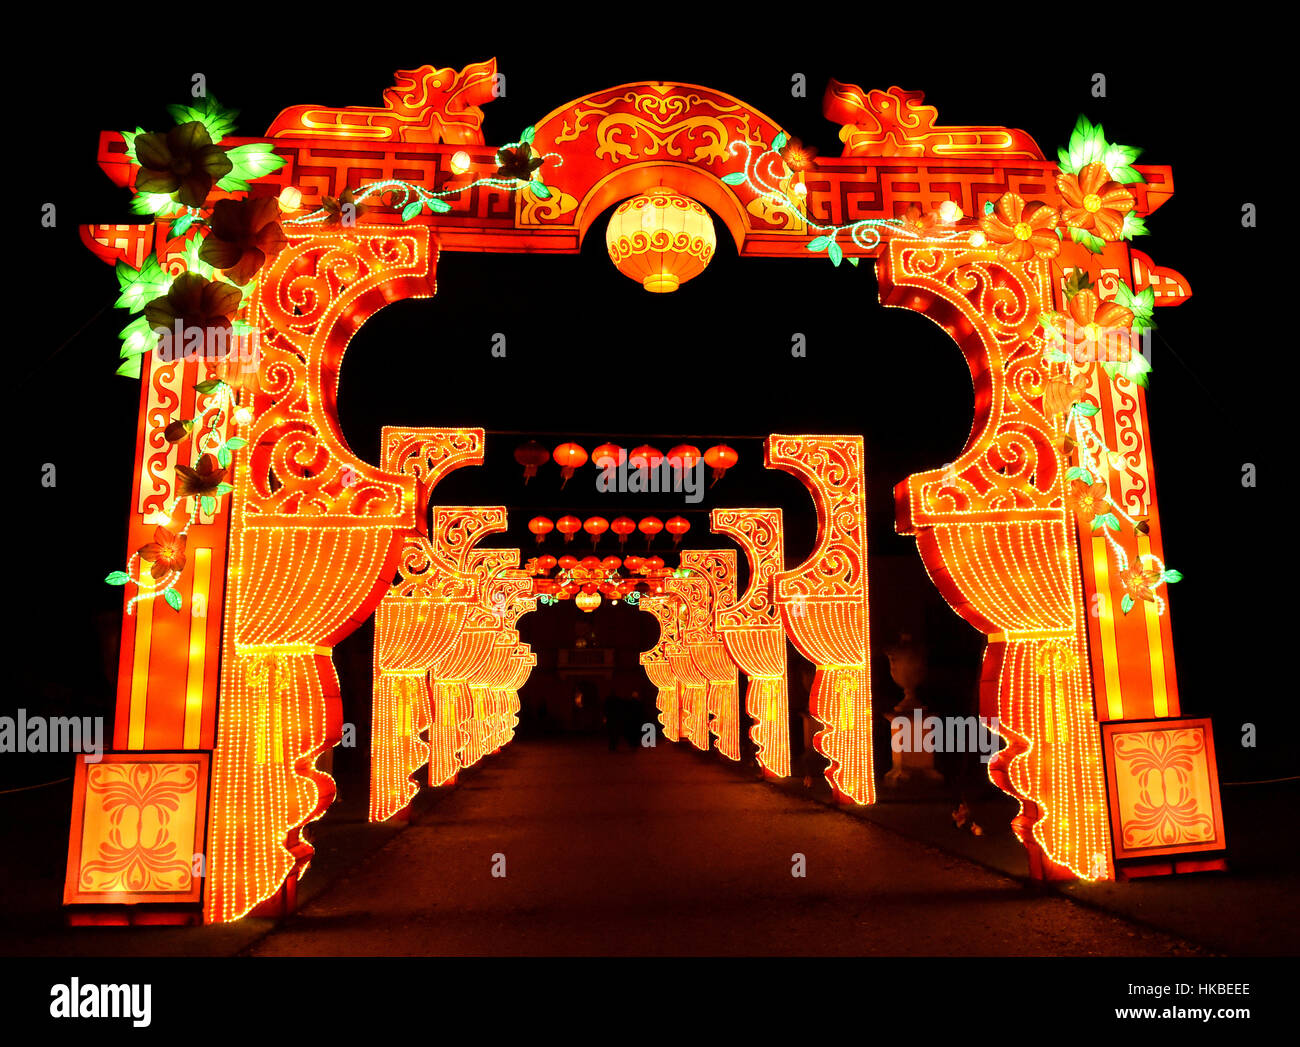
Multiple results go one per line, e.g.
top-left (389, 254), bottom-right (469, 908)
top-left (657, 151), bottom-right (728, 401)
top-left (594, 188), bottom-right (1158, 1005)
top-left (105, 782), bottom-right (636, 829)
top-left (9, 39), bottom-right (1283, 803)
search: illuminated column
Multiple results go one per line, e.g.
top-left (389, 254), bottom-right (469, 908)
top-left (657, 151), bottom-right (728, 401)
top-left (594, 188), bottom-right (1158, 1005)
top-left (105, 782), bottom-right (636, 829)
top-left (663, 575), bottom-right (713, 752)
top-left (463, 570), bottom-right (532, 768)
top-left (679, 550), bottom-right (742, 762)
top-left (711, 508), bottom-right (790, 778)
top-left (765, 436), bottom-right (873, 805)
top-left (639, 595), bottom-right (682, 742)
top-left (881, 240), bottom-right (1110, 879)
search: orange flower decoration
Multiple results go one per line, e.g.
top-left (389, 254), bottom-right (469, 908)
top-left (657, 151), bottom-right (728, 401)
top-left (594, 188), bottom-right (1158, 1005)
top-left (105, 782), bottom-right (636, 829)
top-left (1044, 373), bottom-right (1089, 418)
top-left (979, 194), bottom-right (1060, 262)
top-left (1066, 480), bottom-right (1109, 522)
top-left (1057, 163), bottom-right (1135, 241)
top-left (897, 204), bottom-right (939, 237)
top-left (137, 526), bottom-right (187, 581)
top-left (175, 453), bottom-right (228, 499)
top-left (779, 136), bottom-right (818, 172)
top-left (1058, 290), bottom-right (1135, 364)
top-left (1118, 564), bottom-right (1163, 604)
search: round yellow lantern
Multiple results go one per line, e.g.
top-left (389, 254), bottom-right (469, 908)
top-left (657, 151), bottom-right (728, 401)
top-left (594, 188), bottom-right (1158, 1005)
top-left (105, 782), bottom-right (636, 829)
top-left (605, 187), bottom-right (716, 293)
top-left (575, 590), bottom-right (602, 613)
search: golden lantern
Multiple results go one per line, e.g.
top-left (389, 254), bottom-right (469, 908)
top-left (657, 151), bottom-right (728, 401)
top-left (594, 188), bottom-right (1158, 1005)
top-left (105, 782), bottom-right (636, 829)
top-left (605, 187), bottom-right (716, 293)
top-left (575, 590), bottom-right (602, 613)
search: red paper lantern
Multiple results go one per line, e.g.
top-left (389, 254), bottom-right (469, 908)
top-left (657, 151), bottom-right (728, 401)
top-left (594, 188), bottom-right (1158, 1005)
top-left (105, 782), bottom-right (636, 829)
top-left (514, 440), bottom-right (550, 484)
top-left (629, 444), bottom-right (664, 470)
top-left (592, 442), bottom-right (623, 470)
top-left (645, 555), bottom-right (665, 571)
top-left (668, 443), bottom-right (701, 471)
top-left (638, 515), bottom-right (663, 547)
top-left (556, 515), bottom-right (582, 542)
top-left (623, 554), bottom-right (644, 573)
top-left (558, 555), bottom-right (578, 570)
top-left (528, 516), bottom-right (554, 544)
top-left (537, 555), bottom-right (557, 572)
top-left (601, 555), bottom-right (622, 572)
top-left (704, 443), bottom-right (738, 484)
top-left (583, 516), bottom-right (609, 547)
top-left (580, 556), bottom-right (601, 570)
top-left (665, 515), bottom-right (690, 546)
top-left (611, 516), bottom-right (636, 546)
top-left (553, 442), bottom-right (588, 487)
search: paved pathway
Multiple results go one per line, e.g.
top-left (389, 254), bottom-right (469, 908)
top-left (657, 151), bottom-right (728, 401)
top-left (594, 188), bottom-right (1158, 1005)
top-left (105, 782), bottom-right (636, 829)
top-left (247, 736), bottom-right (1204, 956)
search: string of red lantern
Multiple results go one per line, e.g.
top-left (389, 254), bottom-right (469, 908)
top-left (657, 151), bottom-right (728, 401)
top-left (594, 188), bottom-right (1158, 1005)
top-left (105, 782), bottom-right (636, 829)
top-left (511, 440), bottom-right (740, 486)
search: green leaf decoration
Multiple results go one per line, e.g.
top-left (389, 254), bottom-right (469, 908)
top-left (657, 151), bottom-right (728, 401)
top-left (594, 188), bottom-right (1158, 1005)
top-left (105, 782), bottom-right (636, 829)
top-left (194, 378), bottom-right (224, 395)
top-left (1068, 226), bottom-right (1106, 254)
top-left (1044, 348), bottom-right (1068, 363)
top-left (168, 212), bottom-right (197, 239)
top-left (121, 127), bottom-right (146, 162)
top-left (1120, 593), bottom-right (1135, 615)
top-left (847, 257), bottom-right (860, 267)
top-left (201, 495), bottom-right (216, 516)
top-left (105, 571), bottom-right (132, 586)
top-left (223, 143), bottom-right (287, 183)
top-left (119, 315), bottom-right (156, 358)
top-left (1162, 569), bottom-right (1183, 583)
top-left (224, 437), bottom-right (247, 450)
top-left (130, 192), bottom-right (183, 217)
top-left (807, 236), bottom-right (831, 252)
top-left (1066, 466), bottom-right (1093, 483)
top-left (163, 588), bottom-right (183, 612)
top-left (983, 200), bottom-right (995, 215)
top-left (166, 96), bottom-right (240, 143)
top-left (116, 356), bottom-right (143, 379)
top-left (114, 255), bottom-right (172, 312)
top-left (1121, 212), bottom-right (1149, 240)
top-left (216, 447), bottom-right (231, 468)
top-left (216, 482), bottom-right (235, 495)
top-left (521, 126), bottom-right (536, 144)
top-left (400, 200), bottom-right (422, 221)
top-left (529, 181), bottom-right (551, 200)
top-left (179, 236), bottom-right (217, 280)
top-left (216, 176), bottom-right (251, 193)
top-left (721, 171), bottom-right (747, 186)
top-left (772, 131), bottom-right (788, 151)
top-left (828, 241), bottom-right (843, 267)
top-left (428, 198), bottom-right (451, 213)
top-left (1098, 513), bottom-right (1121, 532)
top-left (1073, 402), bottom-right (1100, 417)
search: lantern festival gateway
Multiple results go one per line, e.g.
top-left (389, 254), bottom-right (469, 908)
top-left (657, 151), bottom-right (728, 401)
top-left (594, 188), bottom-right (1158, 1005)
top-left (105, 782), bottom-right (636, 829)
top-left (65, 60), bottom-right (1225, 925)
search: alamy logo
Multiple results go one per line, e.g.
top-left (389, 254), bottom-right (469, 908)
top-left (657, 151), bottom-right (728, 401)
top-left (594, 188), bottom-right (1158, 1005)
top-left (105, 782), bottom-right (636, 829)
top-left (890, 710), bottom-right (1002, 764)
top-left (0, 710), bottom-right (104, 762)
top-left (50, 979), bottom-right (151, 1027)
top-left (596, 449), bottom-right (705, 504)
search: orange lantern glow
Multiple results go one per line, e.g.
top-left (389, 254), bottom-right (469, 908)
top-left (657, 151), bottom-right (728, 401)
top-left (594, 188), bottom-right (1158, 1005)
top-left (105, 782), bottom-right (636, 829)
top-left (668, 444), bottom-right (701, 471)
top-left (553, 442), bottom-right (588, 487)
top-left (602, 555), bottom-right (622, 572)
top-left (580, 556), bottom-right (601, 570)
top-left (514, 440), bottom-right (550, 483)
top-left (592, 442), bottom-right (623, 470)
top-left (556, 515), bottom-right (582, 543)
top-left (583, 515), bottom-right (609, 547)
top-left (638, 515), bottom-right (663, 547)
top-left (611, 516), bottom-right (636, 547)
top-left (624, 555), bottom-right (644, 573)
top-left (575, 590), bottom-right (602, 613)
top-left (606, 187), bottom-right (716, 293)
top-left (629, 444), bottom-right (664, 470)
top-left (527, 516), bottom-right (554, 544)
top-left (558, 555), bottom-right (578, 570)
top-left (666, 516), bottom-right (691, 546)
top-left (537, 555), bottom-right (557, 572)
top-left (704, 444), bottom-right (738, 485)
top-left (645, 555), bottom-right (665, 572)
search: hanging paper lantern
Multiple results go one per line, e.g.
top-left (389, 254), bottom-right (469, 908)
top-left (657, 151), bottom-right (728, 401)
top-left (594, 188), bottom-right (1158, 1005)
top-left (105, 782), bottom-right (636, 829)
top-left (556, 515), bottom-right (582, 543)
top-left (553, 442), bottom-right (588, 487)
top-left (537, 555), bottom-right (558, 573)
top-left (665, 516), bottom-right (691, 546)
top-left (624, 554), bottom-right (644, 574)
top-left (605, 187), bottom-right (716, 293)
top-left (583, 516), bottom-right (609, 547)
top-left (629, 444), bottom-right (664, 470)
top-left (558, 554), bottom-right (578, 570)
top-left (704, 444), bottom-right (738, 485)
top-left (592, 442), bottom-right (623, 470)
top-left (528, 516), bottom-right (554, 544)
top-left (638, 516), bottom-right (663, 547)
top-left (575, 590), bottom-right (602, 613)
top-left (611, 516), bottom-right (636, 546)
top-left (645, 555), bottom-right (665, 572)
top-left (514, 440), bottom-right (550, 484)
top-left (668, 444), bottom-right (701, 471)
top-left (580, 556), bottom-right (602, 572)
top-left (602, 555), bottom-right (622, 572)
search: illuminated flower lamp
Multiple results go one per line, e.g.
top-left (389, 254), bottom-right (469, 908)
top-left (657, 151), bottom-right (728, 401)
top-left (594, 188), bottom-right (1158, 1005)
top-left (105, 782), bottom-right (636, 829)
top-left (583, 515), bottom-right (609, 548)
top-left (277, 185), bottom-right (303, 212)
top-left (556, 515), bottom-right (582, 543)
top-left (537, 554), bottom-right (557, 573)
top-left (575, 589), bottom-right (602, 613)
top-left (514, 440), bottom-right (550, 484)
top-left (558, 555), bottom-right (578, 570)
top-left (553, 442), bottom-right (588, 487)
top-left (528, 516), bottom-right (554, 544)
top-left (606, 187), bottom-right (716, 293)
top-left (668, 443), bottom-right (701, 471)
top-left (629, 444), bottom-right (664, 470)
top-left (704, 444), bottom-right (738, 486)
top-left (592, 442), bottom-right (623, 470)
top-left (449, 150), bottom-right (472, 175)
top-left (639, 516), bottom-right (664, 548)
top-left (611, 516), bottom-right (637, 547)
top-left (666, 516), bottom-right (691, 546)
top-left (602, 555), bottom-right (622, 572)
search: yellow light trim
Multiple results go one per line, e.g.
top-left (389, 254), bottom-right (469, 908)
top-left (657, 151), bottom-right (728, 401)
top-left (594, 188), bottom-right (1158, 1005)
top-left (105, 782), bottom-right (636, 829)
top-left (183, 549), bottom-right (212, 749)
top-left (128, 593), bottom-right (154, 750)
top-left (1090, 536), bottom-right (1124, 721)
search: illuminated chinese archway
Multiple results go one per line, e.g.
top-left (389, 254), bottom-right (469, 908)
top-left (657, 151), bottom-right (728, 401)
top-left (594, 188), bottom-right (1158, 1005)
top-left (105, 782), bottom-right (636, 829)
top-left (67, 64), bottom-right (1225, 924)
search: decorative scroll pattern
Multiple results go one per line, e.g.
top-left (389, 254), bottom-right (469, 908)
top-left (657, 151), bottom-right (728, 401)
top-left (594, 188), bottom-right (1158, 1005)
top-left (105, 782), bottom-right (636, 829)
top-left (679, 550), bottom-right (741, 761)
top-left (882, 239), bottom-right (1111, 879)
top-left (1112, 728), bottom-right (1216, 848)
top-left (639, 595), bottom-right (682, 742)
top-left (711, 508), bottom-right (790, 777)
top-left (663, 575), bottom-right (713, 751)
top-left (765, 435), bottom-right (873, 804)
